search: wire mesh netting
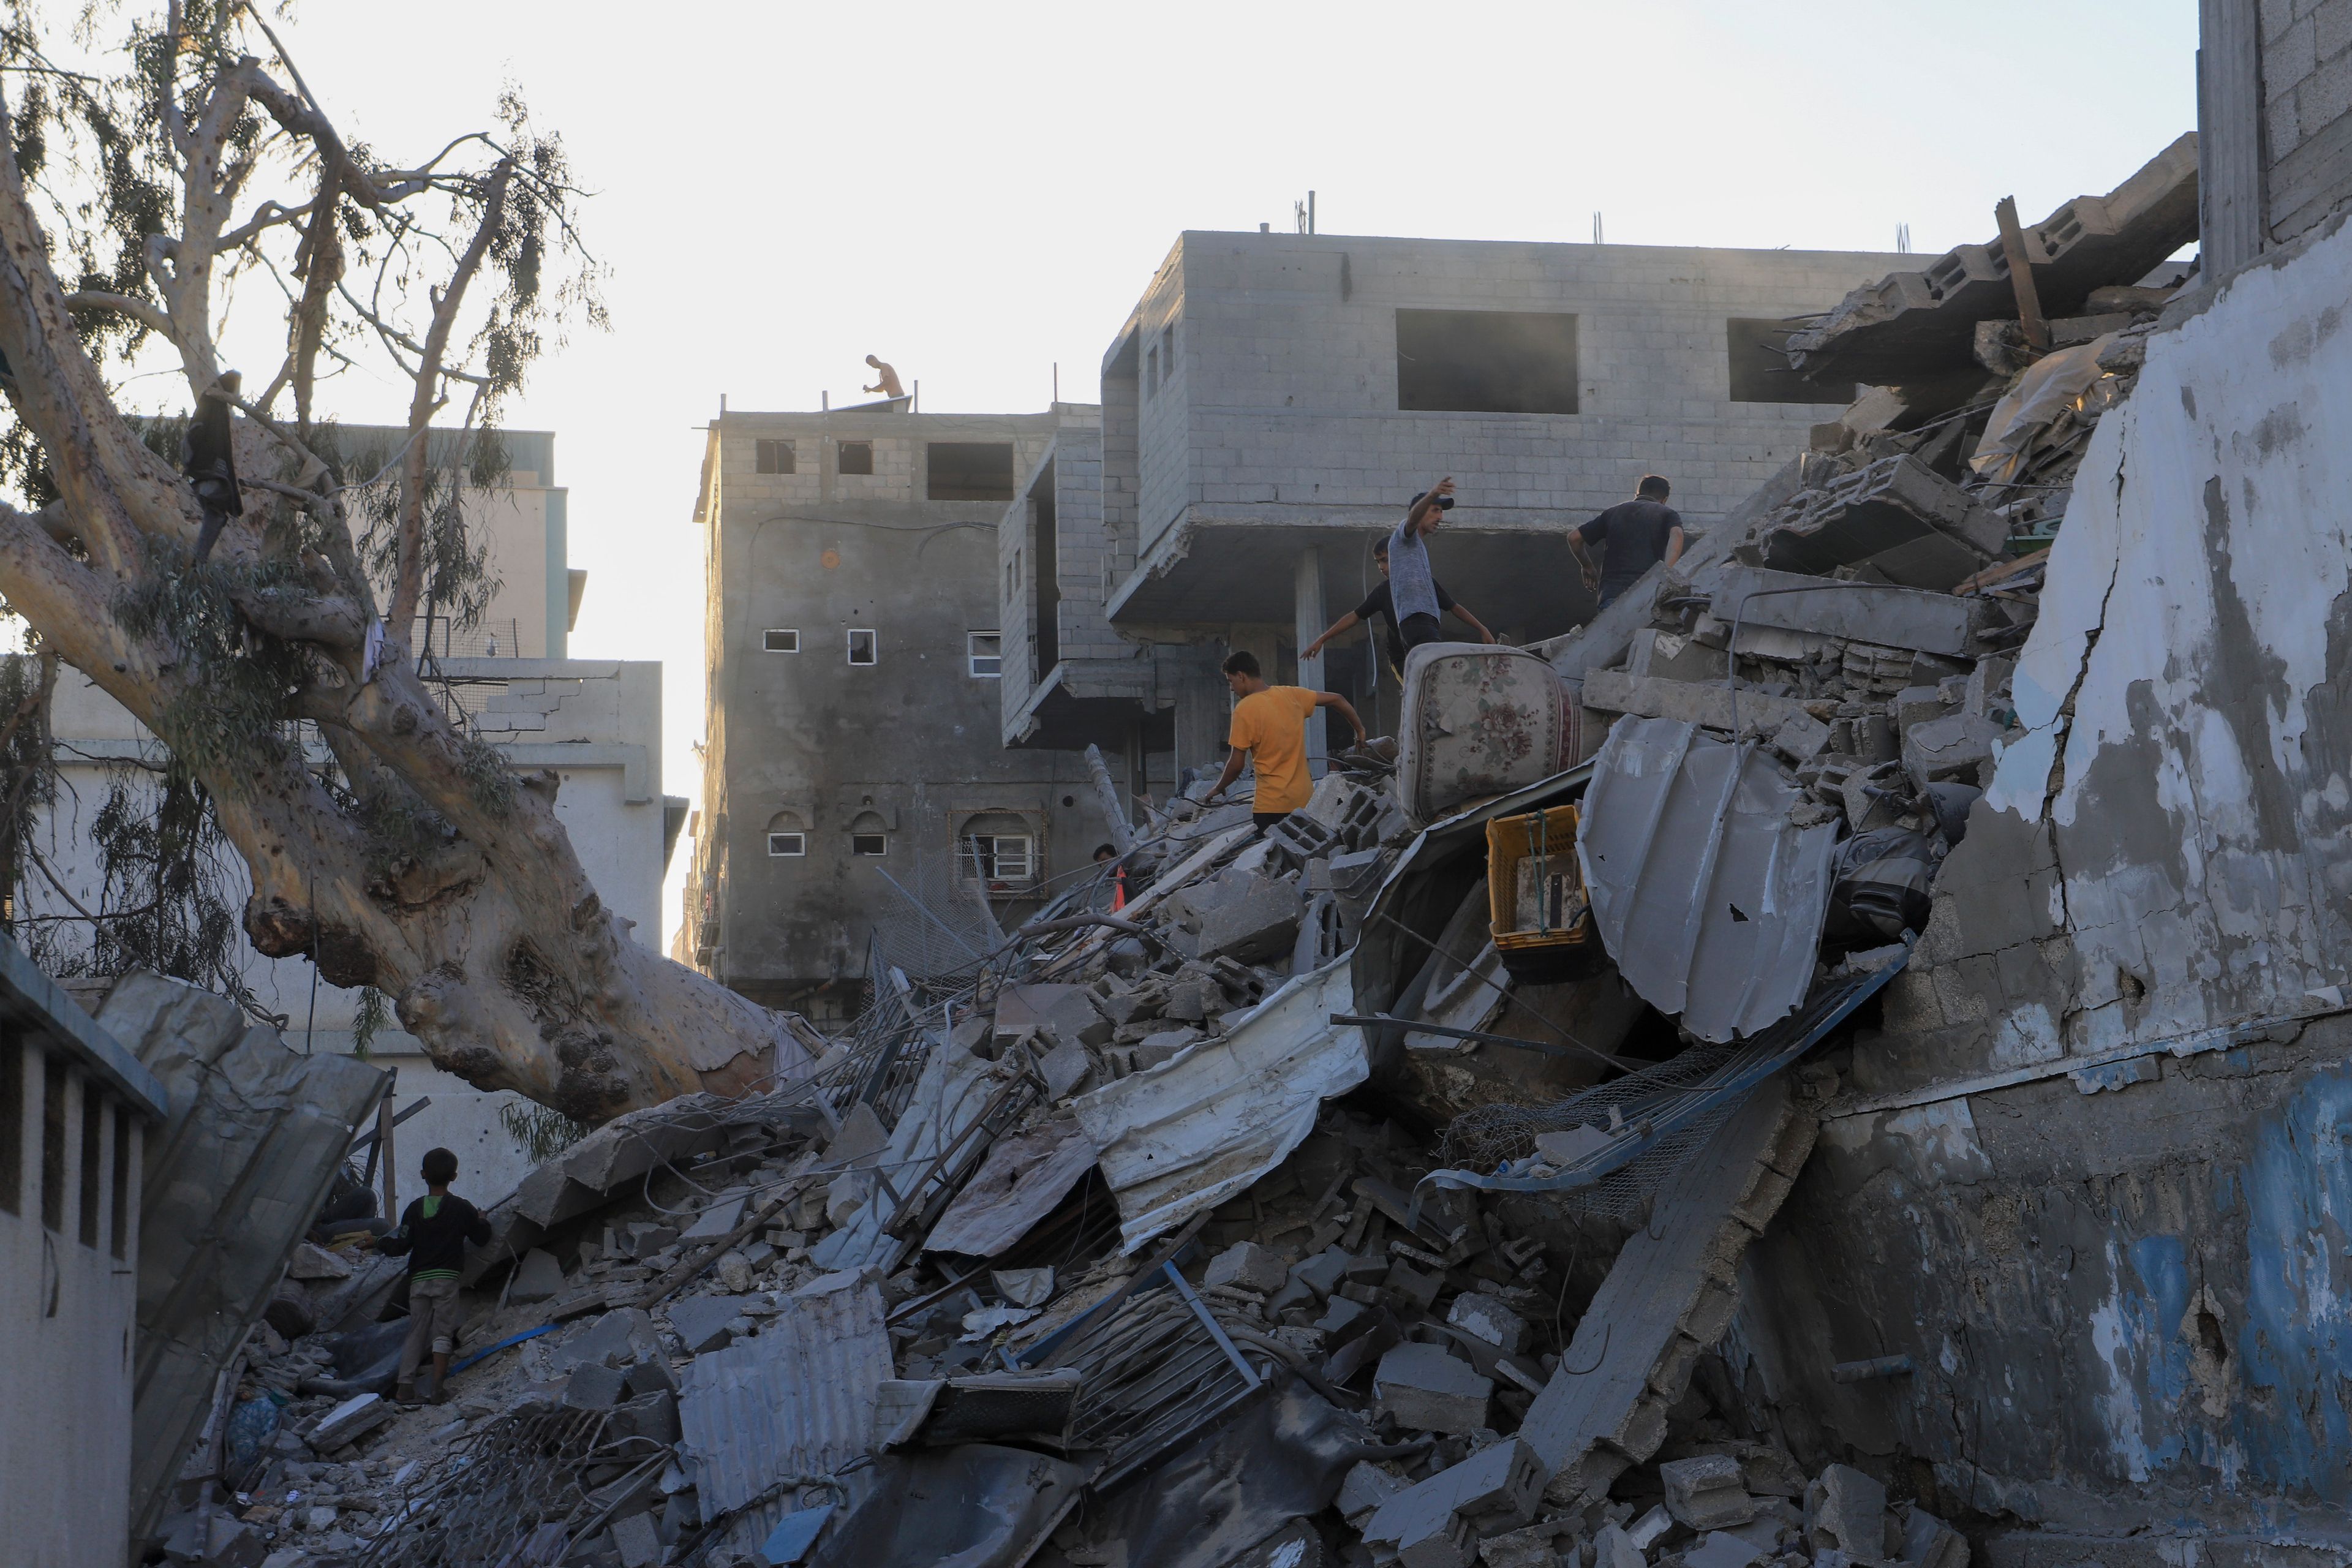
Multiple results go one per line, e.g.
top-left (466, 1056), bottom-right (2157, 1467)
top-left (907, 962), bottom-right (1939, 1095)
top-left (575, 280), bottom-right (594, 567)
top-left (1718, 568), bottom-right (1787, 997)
top-left (356, 1406), bottom-right (658, 1568)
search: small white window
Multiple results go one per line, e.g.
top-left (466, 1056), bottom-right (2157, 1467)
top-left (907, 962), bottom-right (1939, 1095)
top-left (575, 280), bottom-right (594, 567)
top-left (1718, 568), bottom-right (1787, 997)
top-left (846, 628), bottom-right (877, 666)
top-left (964, 834), bottom-right (1034, 885)
top-left (851, 834), bottom-right (888, 857)
top-left (767, 832), bottom-right (805, 857)
top-left (968, 632), bottom-right (1002, 678)
top-left (763, 629), bottom-right (800, 653)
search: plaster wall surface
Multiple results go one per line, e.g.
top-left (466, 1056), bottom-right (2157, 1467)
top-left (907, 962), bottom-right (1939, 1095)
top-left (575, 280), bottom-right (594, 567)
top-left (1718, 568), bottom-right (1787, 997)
top-left (1751, 212), bottom-right (2352, 1528)
top-left (0, 1046), bottom-right (143, 1568)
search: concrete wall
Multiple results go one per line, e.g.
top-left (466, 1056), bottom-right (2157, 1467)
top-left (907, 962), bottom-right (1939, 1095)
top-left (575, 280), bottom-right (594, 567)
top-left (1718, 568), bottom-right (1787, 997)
top-left (688, 409), bottom-right (1115, 1017)
top-left (1125, 231), bottom-right (1906, 562)
top-left (1752, 211), bottom-right (2352, 1533)
top-left (0, 1039), bottom-right (145, 1568)
top-left (24, 656), bottom-right (671, 1215)
top-left (2201, 0), bottom-right (2352, 270)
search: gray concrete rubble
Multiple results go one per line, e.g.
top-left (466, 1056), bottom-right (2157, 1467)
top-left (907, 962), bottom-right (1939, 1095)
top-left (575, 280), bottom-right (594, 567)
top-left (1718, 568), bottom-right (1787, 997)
top-left (138, 111), bottom-right (2352, 1568)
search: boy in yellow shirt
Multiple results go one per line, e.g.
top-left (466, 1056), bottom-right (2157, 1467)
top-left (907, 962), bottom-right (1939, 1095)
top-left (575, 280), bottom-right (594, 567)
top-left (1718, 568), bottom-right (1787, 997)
top-left (1208, 651), bottom-right (1368, 827)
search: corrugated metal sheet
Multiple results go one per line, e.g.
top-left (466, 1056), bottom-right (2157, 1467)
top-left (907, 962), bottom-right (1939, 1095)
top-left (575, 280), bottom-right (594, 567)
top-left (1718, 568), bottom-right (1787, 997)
top-left (1074, 957), bottom-right (1366, 1252)
top-left (677, 1273), bottom-right (892, 1515)
top-left (109, 971), bottom-right (387, 1547)
top-left (922, 1115), bottom-right (1097, 1258)
top-left (1577, 717), bottom-right (1838, 1042)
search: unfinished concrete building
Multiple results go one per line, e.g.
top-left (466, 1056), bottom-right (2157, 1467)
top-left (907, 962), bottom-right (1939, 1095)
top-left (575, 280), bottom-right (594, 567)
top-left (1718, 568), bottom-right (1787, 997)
top-left (1001, 233), bottom-right (1909, 785)
top-left (682, 403), bottom-right (1116, 1020)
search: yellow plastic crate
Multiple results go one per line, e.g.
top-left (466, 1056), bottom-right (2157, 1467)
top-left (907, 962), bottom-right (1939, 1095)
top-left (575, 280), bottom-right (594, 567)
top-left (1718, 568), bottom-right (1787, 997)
top-left (1487, 805), bottom-right (1597, 982)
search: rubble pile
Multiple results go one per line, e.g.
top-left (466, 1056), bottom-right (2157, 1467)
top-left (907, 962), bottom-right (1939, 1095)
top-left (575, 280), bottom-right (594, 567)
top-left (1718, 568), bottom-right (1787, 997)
top-left (146, 138), bottom-right (2202, 1568)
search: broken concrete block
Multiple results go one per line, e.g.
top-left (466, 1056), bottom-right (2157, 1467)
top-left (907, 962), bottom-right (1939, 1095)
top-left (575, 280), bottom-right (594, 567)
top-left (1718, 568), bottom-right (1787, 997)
top-left (624, 1356), bottom-right (679, 1400)
top-left (1132, 1027), bottom-right (1200, 1069)
top-left (1533, 1125), bottom-right (1615, 1169)
top-left (1291, 1248), bottom-right (1350, 1300)
top-left (1769, 712), bottom-right (1833, 763)
top-left (508, 1247), bottom-right (564, 1304)
top-left (1580, 668), bottom-right (1815, 737)
top-left (825, 1169), bottom-right (875, 1228)
top-left (623, 1221), bottom-right (680, 1258)
top-left (1805, 1464), bottom-right (1887, 1558)
top-left (995, 982), bottom-right (1114, 1049)
top-left (1384, 1260), bottom-right (1442, 1314)
top-left (1373, 1342), bottom-right (1493, 1434)
top-left (1396, 1508), bottom-right (1477, 1568)
top-left (307, 1392), bottom-right (390, 1452)
top-left (1893, 685), bottom-right (1948, 731)
top-left (1627, 628), bottom-right (1731, 684)
top-left (666, 1295), bottom-right (742, 1355)
top-left (1163, 970), bottom-right (1218, 1022)
top-left (680, 1191), bottom-right (750, 1242)
top-left (1204, 1241), bottom-right (1290, 1294)
top-left (206, 1517), bottom-right (269, 1568)
top-left (1479, 1523), bottom-right (1574, 1568)
top-left (287, 1240), bottom-right (355, 1281)
top-left (1339, 1459), bottom-right (1408, 1524)
top-left (1709, 566), bottom-right (1973, 657)
top-left (1900, 1506), bottom-right (1969, 1568)
top-left (1901, 709), bottom-right (2005, 790)
top-left (1626, 1504), bottom-right (1675, 1550)
top-left (1183, 875), bottom-right (1305, 964)
top-left (557, 1306), bottom-right (655, 1371)
top-left (1744, 456), bottom-right (2006, 591)
top-left (1446, 1292), bottom-right (1529, 1354)
top-left (1366, 1439), bottom-right (1545, 1566)
top-left (610, 1389), bottom-right (682, 1444)
top-left (564, 1361), bottom-right (628, 1411)
top-left (1662, 1453), bottom-right (1756, 1529)
top-left (1594, 1522), bottom-right (1646, 1568)
top-left (609, 1511), bottom-right (663, 1568)
top-left (1039, 1039), bottom-right (1093, 1098)
top-left (1682, 1531), bottom-right (1766, 1568)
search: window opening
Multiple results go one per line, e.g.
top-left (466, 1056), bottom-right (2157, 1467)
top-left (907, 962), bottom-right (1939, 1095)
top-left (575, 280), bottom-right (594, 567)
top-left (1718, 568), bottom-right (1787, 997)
top-left (838, 440), bottom-right (875, 476)
top-left (767, 833), bottom-right (806, 857)
top-left (78, 1088), bottom-right (100, 1248)
top-left (1163, 325), bottom-right (1178, 381)
top-left (1726, 317), bottom-right (1856, 404)
top-left (0, 1030), bottom-right (18, 1215)
top-left (763, 628), bottom-right (801, 653)
top-left (755, 438), bottom-right (796, 474)
top-left (109, 1106), bottom-right (129, 1259)
top-left (846, 628), bottom-right (877, 666)
top-left (40, 1054), bottom-right (64, 1232)
top-left (1146, 344), bottom-right (1160, 396)
top-left (850, 809), bottom-right (888, 858)
top-left (968, 632), bottom-right (1003, 677)
top-left (1395, 308), bottom-right (1580, 415)
top-left (927, 442), bottom-right (1016, 502)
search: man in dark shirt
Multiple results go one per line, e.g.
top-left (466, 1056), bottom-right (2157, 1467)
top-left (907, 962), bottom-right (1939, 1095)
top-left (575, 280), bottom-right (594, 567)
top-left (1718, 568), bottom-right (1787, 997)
top-left (375, 1146), bottom-right (491, 1404)
top-left (1570, 474), bottom-right (1684, 609)
top-left (1302, 535), bottom-right (1496, 676)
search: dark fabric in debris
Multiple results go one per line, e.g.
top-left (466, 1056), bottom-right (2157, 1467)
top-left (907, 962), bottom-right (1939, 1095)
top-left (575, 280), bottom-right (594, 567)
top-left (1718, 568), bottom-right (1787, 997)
top-left (1825, 827), bottom-right (1942, 943)
top-left (1068, 1376), bottom-right (1390, 1568)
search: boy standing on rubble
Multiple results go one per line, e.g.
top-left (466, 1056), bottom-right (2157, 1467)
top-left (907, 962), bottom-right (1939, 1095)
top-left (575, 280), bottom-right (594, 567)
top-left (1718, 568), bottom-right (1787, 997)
top-left (1569, 474), bottom-right (1684, 610)
top-left (375, 1146), bottom-right (491, 1405)
top-left (1209, 650), bottom-right (1367, 828)
top-left (1383, 478), bottom-right (1459, 658)
top-left (1302, 533), bottom-right (1496, 678)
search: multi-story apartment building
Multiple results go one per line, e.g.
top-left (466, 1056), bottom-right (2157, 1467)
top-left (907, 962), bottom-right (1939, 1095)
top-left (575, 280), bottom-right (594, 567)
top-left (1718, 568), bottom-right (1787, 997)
top-left (680, 402), bottom-right (1116, 1021)
top-left (1001, 231), bottom-right (1911, 783)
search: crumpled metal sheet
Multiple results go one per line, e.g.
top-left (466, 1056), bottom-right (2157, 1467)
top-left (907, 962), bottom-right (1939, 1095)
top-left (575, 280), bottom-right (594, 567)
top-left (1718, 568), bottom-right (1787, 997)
top-left (1577, 717), bottom-right (1838, 1042)
top-left (677, 1273), bottom-right (891, 1518)
top-left (108, 971), bottom-right (387, 1548)
top-left (1074, 957), bottom-right (1365, 1252)
top-left (921, 1115), bottom-right (1097, 1257)
top-left (808, 1036), bottom-right (1000, 1273)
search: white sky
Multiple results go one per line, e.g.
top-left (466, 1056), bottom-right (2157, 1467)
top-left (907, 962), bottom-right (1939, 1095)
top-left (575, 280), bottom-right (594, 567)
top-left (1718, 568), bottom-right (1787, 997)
top-left (258, 0), bottom-right (2200, 951)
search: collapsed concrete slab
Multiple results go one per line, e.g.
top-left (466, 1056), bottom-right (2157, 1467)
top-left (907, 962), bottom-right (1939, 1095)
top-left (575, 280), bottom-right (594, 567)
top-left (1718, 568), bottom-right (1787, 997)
top-left (1784, 134), bottom-right (2199, 385)
top-left (1705, 567), bottom-right (1975, 657)
top-left (1740, 454), bottom-right (2007, 592)
top-left (1518, 1076), bottom-right (1818, 1501)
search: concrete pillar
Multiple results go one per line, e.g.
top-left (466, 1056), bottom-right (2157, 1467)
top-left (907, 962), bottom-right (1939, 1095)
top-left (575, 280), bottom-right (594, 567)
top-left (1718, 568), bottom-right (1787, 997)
top-left (1295, 547), bottom-right (1327, 773)
top-left (1169, 646), bottom-right (1229, 785)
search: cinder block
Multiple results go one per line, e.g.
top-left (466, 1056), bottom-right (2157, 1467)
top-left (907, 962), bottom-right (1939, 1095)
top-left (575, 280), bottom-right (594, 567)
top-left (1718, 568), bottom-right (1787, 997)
top-left (1203, 1241), bottom-right (1290, 1294)
top-left (1806, 1464), bottom-right (1887, 1558)
top-left (1661, 1453), bottom-right (1756, 1529)
top-left (1373, 1342), bottom-right (1493, 1434)
top-left (564, 1362), bottom-right (628, 1411)
top-left (1446, 1292), bottom-right (1529, 1355)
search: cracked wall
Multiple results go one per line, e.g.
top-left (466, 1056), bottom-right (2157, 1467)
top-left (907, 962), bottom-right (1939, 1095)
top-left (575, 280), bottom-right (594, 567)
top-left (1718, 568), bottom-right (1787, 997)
top-left (1745, 214), bottom-right (2352, 1531)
